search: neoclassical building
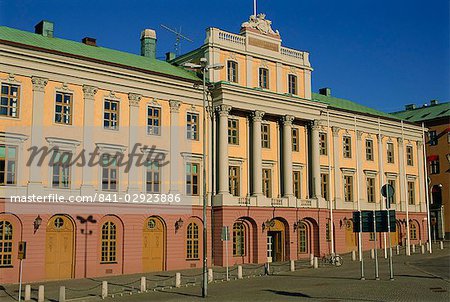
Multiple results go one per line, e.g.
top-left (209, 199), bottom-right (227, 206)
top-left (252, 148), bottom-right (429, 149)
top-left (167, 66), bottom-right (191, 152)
top-left (0, 15), bottom-right (427, 284)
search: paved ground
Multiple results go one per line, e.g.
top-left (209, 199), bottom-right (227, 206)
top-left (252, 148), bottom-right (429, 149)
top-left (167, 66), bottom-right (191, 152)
top-left (1, 243), bottom-right (449, 302)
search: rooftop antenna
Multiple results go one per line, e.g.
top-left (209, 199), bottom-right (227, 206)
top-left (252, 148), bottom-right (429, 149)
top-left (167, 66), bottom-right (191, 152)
top-left (160, 24), bottom-right (193, 56)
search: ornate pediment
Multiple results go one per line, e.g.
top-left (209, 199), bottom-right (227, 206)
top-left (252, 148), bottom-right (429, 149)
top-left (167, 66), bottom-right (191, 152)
top-left (241, 13), bottom-right (280, 36)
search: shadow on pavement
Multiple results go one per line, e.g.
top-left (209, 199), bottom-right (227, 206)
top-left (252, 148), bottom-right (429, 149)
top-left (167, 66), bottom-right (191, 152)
top-left (264, 289), bottom-right (311, 297)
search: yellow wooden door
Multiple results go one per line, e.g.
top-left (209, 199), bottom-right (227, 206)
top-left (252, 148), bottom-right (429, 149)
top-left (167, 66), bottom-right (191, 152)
top-left (345, 221), bottom-right (357, 251)
top-left (143, 217), bottom-right (165, 272)
top-left (390, 223), bottom-right (399, 246)
top-left (45, 215), bottom-right (74, 280)
top-left (267, 219), bottom-right (285, 262)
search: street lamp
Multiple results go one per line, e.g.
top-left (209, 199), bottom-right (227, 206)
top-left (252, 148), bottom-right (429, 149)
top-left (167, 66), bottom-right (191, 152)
top-left (76, 215), bottom-right (97, 278)
top-left (183, 58), bottom-right (223, 298)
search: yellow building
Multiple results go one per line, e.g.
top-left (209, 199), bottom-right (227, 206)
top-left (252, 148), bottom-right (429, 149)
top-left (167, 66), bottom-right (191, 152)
top-left (0, 15), bottom-right (428, 283)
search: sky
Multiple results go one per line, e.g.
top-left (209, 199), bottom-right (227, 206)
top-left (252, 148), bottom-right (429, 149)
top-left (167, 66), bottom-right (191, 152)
top-left (0, 0), bottom-right (448, 113)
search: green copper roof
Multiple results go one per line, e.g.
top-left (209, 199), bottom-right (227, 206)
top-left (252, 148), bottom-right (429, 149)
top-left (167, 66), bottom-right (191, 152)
top-left (0, 26), bottom-right (200, 82)
top-left (390, 102), bottom-right (450, 122)
top-left (312, 93), bottom-right (401, 120)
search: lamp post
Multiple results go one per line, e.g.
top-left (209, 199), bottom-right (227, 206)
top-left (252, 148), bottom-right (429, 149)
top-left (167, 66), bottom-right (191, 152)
top-left (76, 215), bottom-right (97, 278)
top-left (183, 58), bottom-right (223, 298)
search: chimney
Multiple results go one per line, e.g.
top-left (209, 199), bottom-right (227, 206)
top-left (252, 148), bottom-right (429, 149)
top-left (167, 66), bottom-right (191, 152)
top-left (319, 87), bottom-right (331, 96)
top-left (430, 99), bottom-right (439, 106)
top-left (166, 52), bottom-right (176, 61)
top-left (35, 20), bottom-right (54, 38)
top-left (140, 29), bottom-right (157, 59)
top-left (405, 104), bottom-right (416, 111)
top-left (82, 37), bottom-right (97, 46)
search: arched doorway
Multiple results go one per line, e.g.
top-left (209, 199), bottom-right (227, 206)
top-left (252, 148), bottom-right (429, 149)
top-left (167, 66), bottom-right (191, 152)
top-left (345, 219), bottom-right (357, 252)
top-left (143, 216), bottom-right (165, 272)
top-left (266, 219), bottom-right (285, 262)
top-left (234, 217), bottom-right (258, 264)
top-left (45, 215), bottom-right (75, 280)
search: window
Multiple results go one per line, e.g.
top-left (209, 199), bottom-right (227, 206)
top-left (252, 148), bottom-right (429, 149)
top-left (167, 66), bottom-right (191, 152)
top-left (406, 146), bottom-right (413, 166)
top-left (186, 222), bottom-right (199, 259)
top-left (407, 181), bottom-right (415, 205)
top-left (0, 83), bottom-right (19, 118)
top-left (319, 132), bottom-right (327, 155)
top-left (101, 154), bottom-right (118, 191)
top-left (410, 224), bottom-right (417, 240)
top-left (228, 118), bottom-right (239, 144)
top-left (186, 113), bottom-right (199, 140)
top-left (388, 179), bottom-right (396, 204)
top-left (298, 223), bottom-right (307, 253)
top-left (233, 222), bottom-right (245, 256)
top-left (367, 177), bottom-right (375, 203)
top-left (229, 166), bottom-right (240, 196)
top-left (321, 173), bottom-right (329, 201)
top-left (0, 145), bottom-right (17, 185)
top-left (146, 161), bottom-right (161, 193)
top-left (429, 131), bottom-right (437, 146)
top-left (293, 171), bottom-right (301, 199)
top-left (430, 159), bottom-right (440, 174)
top-left (288, 74), bottom-right (297, 95)
top-left (186, 162), bottom-right (199, 196)
top-left (54, 92), bottom-right (72, 125)
top-left (344, 175), bottom-right (354, 202)
top-left (147, 106), bottom-right (161, 135)
top-left (326, 222), bottom-right (331, 242)
top-left (262, 168), bottom-right (272, 198)
top-left (369, 232), bottom-right (375, 241)
top-left (227, 61), bottom-right (238, 83)
top-left (292, 128), bottom-right (299, 151)
top-left (261, 124), bottom-right (270, 148)
top-left (365, 139), bottom-right (374, 161)
top-left (387, 142), bottom-right (394, 163)
top-left (101, 221), bottom-right (116, 263)
top-left (259, 68), bottom-right (269, 89)
top-left (104, 99), bottom-right (119, 130)
top-left (343, 136), bottom-right (352, 158)
top-left (51, 151), bottom-right (71, 189)
top-left (0, 221), bottom-right (13, 266)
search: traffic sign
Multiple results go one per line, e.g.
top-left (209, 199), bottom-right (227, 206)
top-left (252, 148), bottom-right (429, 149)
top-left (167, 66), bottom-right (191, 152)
top-left (18, 241), bottom-right (27, 260)
top-left (381, 184), bottom-right (395, 209)
top-left (353, 211), bottom-right (374, 233)
top-left (221, 226), bottom-right (230, 241)
top-left (353, 210), bottom-right (396, 233)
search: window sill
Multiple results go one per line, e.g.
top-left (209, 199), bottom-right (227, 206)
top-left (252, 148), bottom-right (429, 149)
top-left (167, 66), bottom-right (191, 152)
top-left (0, 265), bottom-right (14, 268)
top-left (100, 262), bottom-right (118, 265)
top-left (186, 258), bottom-right (200, 261)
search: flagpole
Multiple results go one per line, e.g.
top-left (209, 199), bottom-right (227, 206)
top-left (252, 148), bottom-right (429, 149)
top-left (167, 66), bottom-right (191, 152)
top-left (254, 0), bottom-right (257, 16)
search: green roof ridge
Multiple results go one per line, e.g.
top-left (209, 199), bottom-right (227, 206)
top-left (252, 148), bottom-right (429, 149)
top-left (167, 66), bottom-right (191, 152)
top-left (390, 102), bottom-right (450, 122)
top-left (0, 26), bottom-right (200, 81)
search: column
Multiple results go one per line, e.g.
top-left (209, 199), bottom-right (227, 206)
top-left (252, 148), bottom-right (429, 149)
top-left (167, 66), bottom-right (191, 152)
top-left (276, 62), bottom-right (283, 93)
top-left (246, 55), bottom-right (253, 87)
top-left (332, 126), bottom-right (341, 202)
top-left (80, 85), bottom-right (98, 195)
top-left (169, 100), bottom-right (181, 193)
top-left (417, 141), bottom-right (426, 212)
top-left (282, 115), bottom-right (294, 197)
top-left (356, 131), bottom-right (364, 205)
top-left (127, 93), bottom-right (142, 193)
top-left (251, 110), bottom-right (265, 197)
top-left (28, 76), bottom-right (48, 192)
top-left (311, 120), bottom-right (321, 198)
top-left (398, 138), bottom-right (406, 209)
top-left (216, 105), bottom-right (232, 195)
top-left (207, 106), bottom-right (214, 204)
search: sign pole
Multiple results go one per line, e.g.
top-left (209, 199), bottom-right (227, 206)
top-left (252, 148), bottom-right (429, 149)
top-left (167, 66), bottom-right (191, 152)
top-left (18, 259), bottom-right (23, 302)
top-left (373, 210), bottom-right (379, 280)
top-left (225, 226), bottom-right (229, 281)
top-left (359, 211), bottom-right (365, 280)
top-left (387, 206), bottom-right (394, 280)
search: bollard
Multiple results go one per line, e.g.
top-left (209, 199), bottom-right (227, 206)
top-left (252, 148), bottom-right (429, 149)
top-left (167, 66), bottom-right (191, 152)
top-left (101, 281), bottom-right (108, 299)
top-left (24, 285), bottom-right (31, 301)
top-left (351, 250), bottom-right (357, 261)
top-left (175, 273), bottom-right (181, 288)
top-left (290, 260), bottom-right (295, 272)
top-left (440, 241), bottom-right (444, 250)
top-left (313, 257), bottom-right (318, 269)
top-left (421, 245), bottom-right (425, 254)
top-left (59, 286), bottom-right (65, 302)
top-left (412, 244), bottom-right (416, 254)
top-left (426, 243), bottom-right (430, 251)
top-left (310, 254), bottom-right (314, 267)
top-left (265, 262), bottom-right (270, 275)
top-left (396, 245), bottom-right (400, 255)
top-left (38, 285), bottom-right (44, 302)
top-left (208, 268), bottom-right (213, 283)
top-left (238, 265), bottom-right (243, 279)
top-left (370, 249), bottom-right (375, 259)
top-left (419, 240), bottom-right (422, 245)
top-left (140, 277), bottom-right (146, 292)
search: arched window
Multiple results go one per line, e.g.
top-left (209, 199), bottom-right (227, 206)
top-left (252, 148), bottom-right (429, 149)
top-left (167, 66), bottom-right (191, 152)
top-left (298, 222), bottom-right (308, 254)
top-left (227, 61), bottom-right (238, 83)
top-left (233, 222), bottom-right (245, 256)
top-left (0, 221), bottom-right (13, 266)
top-left (101, 221), bottom-right (116, 263)
top-left (186, 222), bottom-right (199, 259)
top-left (410, 223), bottom-right (417, 240)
